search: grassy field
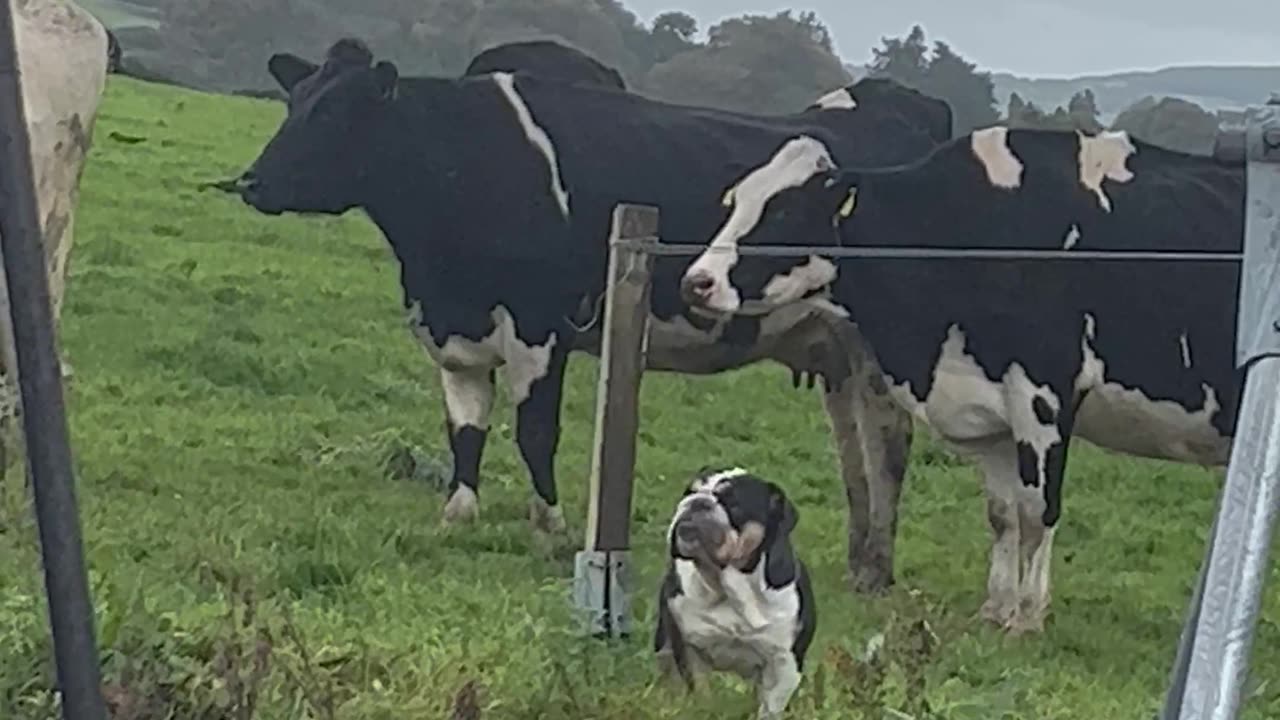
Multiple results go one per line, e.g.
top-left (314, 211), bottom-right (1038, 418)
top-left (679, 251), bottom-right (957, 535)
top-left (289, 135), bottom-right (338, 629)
top-left (1, 75), bottom-right (1278, 719)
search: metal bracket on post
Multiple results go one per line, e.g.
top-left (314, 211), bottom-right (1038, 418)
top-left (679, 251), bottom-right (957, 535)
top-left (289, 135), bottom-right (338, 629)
top-left (572, 549), bottom-right (633, 637)
top-left (1160, 94), bottom-right (1280, 720)
top-left (571, 203), bottom-right (657, 639)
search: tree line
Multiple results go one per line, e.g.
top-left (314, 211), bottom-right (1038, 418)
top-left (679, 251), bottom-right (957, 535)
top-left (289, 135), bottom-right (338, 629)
top-left (111, 1), bottom-right (1225, 155)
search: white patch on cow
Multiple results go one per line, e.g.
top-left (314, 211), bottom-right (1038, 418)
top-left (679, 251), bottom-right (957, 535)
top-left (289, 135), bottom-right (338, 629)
top-left (1076, 130), bottom-right (1136, 212)
top-left (813, 87), bottom-right (857, 110)
top-left (686, 136), bottom-right (836, 313)
top-left (1070, 314), bottom-right (1231, 465)
top-left (1075, 312), bottom-right (1105, 390)
top-left (970, 127), bottom-right (1024, 189)
top-left (1180, 332), bottom-right (1193, 369)
top-left (1076, 380), bottom-right (1230, 466)
top-left (761, 255), bottom-right (838, 306)
top-left (899, 325), bottom-right (1008, 440)
top-left (894, 325), bottom-right (1063, 487)
top-left (670, 558), bottom-right (802, 683)
top-left (1063, 224), bottom-right (1081, 249)
top-left (408, 302), bottom-right (557, 407)
top-left (1002, 363), bottom-right (1063, 487)
top-left (807, 297), bottom-right (851, 320)
top-left (439, 366), bottom-right (494, 429)
top-left (492, 72), bottom-right (571, 219)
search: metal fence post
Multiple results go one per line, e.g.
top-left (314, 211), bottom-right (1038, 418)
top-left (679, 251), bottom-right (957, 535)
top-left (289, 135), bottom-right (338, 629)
top-left (572, 203), bottom-right (658, 638)
top-left (1160, 94), bottom-right (1280, 720)
top-left (0, 3), bottom-right (106, 719)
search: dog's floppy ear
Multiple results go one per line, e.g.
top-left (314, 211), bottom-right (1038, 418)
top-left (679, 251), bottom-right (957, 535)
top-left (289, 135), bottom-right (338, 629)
top-left (766, 481), bottom-right (798, 538)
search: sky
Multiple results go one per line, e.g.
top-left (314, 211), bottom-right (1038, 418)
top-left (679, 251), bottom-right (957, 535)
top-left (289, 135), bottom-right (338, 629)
top-left (621, 0), bottom-right (1280, 77)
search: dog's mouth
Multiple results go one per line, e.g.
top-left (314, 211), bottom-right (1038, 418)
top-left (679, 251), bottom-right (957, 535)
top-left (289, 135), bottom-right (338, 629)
top-left (673, 517), bottom-right (737, 568)
top-left (673, 517), bottom-right (768, 570)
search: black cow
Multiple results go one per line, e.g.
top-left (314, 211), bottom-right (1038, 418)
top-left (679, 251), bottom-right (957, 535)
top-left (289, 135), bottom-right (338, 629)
top-left (681, 126), bottom-right (1244, 633)
top-left (464, 39), bottom-right (626, 90)
top-left (106, 28), bottom-right (121, 73)
top-left (234, 39), bottom-right (951, 595)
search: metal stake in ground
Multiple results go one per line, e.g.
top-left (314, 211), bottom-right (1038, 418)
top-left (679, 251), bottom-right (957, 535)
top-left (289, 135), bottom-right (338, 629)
top-left (572, 203), bottom-right (658, 638)
top-left (0, 4), bottom-right (106, 720)
top-left (1160, 94), bottom-right (1280, 720)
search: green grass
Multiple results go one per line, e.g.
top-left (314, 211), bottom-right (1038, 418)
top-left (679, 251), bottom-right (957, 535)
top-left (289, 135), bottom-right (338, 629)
top-left (2, 75), bottom-right (1278, 719)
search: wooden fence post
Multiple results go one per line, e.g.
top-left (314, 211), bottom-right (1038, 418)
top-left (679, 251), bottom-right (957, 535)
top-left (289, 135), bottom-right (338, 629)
top-left (572, 203), bottom-right (658, 638)
top-left (0, 3), bottom-right (106, 717)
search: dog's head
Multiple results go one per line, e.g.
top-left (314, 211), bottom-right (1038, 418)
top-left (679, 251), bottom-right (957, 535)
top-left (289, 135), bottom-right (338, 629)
top-left (667, 467), bottom-right (799, 572)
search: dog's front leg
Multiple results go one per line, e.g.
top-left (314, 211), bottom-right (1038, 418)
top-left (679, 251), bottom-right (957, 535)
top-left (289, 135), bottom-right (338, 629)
top-left (757, 654), bottom-right (801, 719)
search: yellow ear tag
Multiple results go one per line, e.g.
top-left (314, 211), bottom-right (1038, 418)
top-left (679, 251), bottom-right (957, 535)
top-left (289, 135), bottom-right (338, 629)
top-left (838, 187), bottom-right (857, 218)
top-left (721, 187), bottom-right (735, 207)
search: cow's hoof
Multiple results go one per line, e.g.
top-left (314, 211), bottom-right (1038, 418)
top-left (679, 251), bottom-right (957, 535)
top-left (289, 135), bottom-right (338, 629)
top-left (1004, 609), bottom-right (1046, 636)
top-left (441, 486), bottom-right (479, 526)
top-left (529, 498), bottom-right (566, 534)
top-left (978, 597), bottom-right (1017, 628)
top-left (1005, 600), bottom-right (1048, 636)
top-left (849, 562), bottom-right (894, 596)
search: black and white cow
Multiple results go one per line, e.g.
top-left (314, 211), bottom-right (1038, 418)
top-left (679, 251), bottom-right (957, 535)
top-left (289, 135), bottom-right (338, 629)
top-left (680, 126), bottom-right (1245, 633)
top-left (464, 39), bottom-right (626, 91)
top-left (233, 39), bottom-right (951, 593)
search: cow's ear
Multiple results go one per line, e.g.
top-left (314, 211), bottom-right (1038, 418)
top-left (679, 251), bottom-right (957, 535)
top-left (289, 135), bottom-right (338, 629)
top-left (372, 60), bottom-right (399, 101)
top-left (268, 53), bottom-right (317, 92)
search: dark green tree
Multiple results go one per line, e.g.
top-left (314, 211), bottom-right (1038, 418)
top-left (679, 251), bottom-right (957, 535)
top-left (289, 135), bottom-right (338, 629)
top-left (650, 11), bottom-right (698, 65)
top-left (869, 24), bottom-right (928, 89)
top-left (645, 10), bottom-right (849, 114)
top-left (1111, 96), bottom-right (1220, 155)
top-left (1067, 89), bottom-right (1103, 133)
top-left (925, 40), bottom-right (999, 133)
top-left (868, 26), bottom-right (998, 134)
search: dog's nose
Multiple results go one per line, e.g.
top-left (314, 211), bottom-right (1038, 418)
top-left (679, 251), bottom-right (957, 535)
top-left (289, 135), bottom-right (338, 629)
top-left (681, 271), bottom-right (716, 306)
top-left (675, 522), bottom-right (701, 543)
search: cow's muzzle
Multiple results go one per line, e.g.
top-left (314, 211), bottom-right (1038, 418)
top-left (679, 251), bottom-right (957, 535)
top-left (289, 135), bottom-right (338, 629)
top-left (680, 269), bottom-right (717, 307)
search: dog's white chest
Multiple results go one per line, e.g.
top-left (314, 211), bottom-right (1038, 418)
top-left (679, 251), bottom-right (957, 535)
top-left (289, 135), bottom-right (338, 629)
top-left (670, 562), bottom-right (799, 678)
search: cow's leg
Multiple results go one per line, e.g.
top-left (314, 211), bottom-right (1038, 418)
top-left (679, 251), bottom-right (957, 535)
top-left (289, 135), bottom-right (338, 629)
top-left (976, 438), bottom-right (1023, 628)
top-left (973, 375), bottom-right (1078, 635)
top-left (507, 341), bottom-right (570, 534)
top-left (824, 372), bottom-right (911, 594)
top-left (440, 365), bottom-right (496, 525)
top-left (1007, 387), bottom-right (1076, 636)
top-left (821, 380), bottom-right (873, 587)
top-left (1012, 488), bottom-right (1056, 636)
top-left (853, 371), bottom-right (912, 593)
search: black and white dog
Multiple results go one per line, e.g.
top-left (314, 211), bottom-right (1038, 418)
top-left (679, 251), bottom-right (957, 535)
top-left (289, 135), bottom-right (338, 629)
top-left (654, 467), bottom-right (817, 719)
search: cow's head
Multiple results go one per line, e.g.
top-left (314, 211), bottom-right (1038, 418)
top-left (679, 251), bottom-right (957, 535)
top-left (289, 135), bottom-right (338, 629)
top-left (237, 38), bottom-right (399, 216)
top-left (667, 467), bottom-right (798, 572)
top-left (681, 136), bottom-right (855, 315)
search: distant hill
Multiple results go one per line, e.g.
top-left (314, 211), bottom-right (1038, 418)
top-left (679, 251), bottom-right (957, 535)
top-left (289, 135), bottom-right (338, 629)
top-left (79, 0), bottom-right (161, 28)
top-left (846, 63), bottom-right (1280, 122)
